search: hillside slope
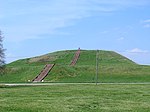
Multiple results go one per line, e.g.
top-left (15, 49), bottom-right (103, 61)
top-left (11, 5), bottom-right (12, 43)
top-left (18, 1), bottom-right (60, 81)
top-left (1, 50), bottom-right (150, 83)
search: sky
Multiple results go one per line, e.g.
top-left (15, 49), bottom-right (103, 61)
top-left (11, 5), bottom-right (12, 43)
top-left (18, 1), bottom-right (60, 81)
top-left (0, 0), bottom-right (150, 65)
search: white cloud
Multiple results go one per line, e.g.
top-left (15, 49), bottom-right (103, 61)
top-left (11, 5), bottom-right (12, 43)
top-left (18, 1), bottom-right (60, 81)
top-left (121, 48), bottom-right (150, 65)
top-left (126, 48), bottom-right (149, 53)
top-left (6, 53), bottom-right (16, 58)
top-left (143, 19), bottom-right (150, 23)
top-left (1, 0), bottom-right (150, 42)
top-left (120, 50), bottom-right (150, 65)
top-left (117, 37), bottom-right (125, 41)
top-left (100, 31), bottom-right (109, 34)
top-left (5, 52), bottom-right (18, 63)
top-left (144, 24), bottom-right (150, 28)
top-left (142, 19), bottom-right (150, 28)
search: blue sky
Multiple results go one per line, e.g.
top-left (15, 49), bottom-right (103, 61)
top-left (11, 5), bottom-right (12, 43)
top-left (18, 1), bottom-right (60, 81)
top-left (0, 0), bottom-right (150, 64)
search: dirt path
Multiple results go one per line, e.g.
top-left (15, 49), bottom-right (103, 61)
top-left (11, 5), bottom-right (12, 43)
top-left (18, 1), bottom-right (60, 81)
top-left (1, 83), bottom-right (150, 87)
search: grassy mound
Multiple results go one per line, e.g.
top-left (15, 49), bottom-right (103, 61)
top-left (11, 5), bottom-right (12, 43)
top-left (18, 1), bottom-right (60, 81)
top-left (1, 50), bottom-right (150, 83)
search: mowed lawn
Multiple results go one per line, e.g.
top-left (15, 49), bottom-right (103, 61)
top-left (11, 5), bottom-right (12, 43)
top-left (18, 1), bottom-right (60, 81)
top-left (0, 84), bottom-right (150, 112)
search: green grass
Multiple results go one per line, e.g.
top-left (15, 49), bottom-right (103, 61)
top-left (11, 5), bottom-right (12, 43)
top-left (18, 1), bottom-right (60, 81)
top-left (0, 50), bottom-right (149, 112)
top-left (0, 50), bottom-right (150, 83)
top-left (0, 84), bottom-right (150, 112)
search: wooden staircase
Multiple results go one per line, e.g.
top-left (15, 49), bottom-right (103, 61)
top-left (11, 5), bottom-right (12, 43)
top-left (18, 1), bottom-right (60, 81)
top-left (70, 48), bottom-right (80, 66)
top-left (32, 64), bottom-right (55, 82)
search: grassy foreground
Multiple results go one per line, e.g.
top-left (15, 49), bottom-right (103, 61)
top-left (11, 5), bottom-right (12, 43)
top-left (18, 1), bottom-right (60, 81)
top-left (0, 84), bottom-right (150, 112)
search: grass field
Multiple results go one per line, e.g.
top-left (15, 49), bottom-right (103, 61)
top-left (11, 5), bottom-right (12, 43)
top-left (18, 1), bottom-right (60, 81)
top-left (0, 50), bottom-right (150, 111)
top-left (0, 84), bottom-right (150, 112)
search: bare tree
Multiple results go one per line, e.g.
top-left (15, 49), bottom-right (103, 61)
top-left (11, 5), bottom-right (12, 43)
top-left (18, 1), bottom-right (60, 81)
top-left (0, 30), bottom-right (5, 74)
